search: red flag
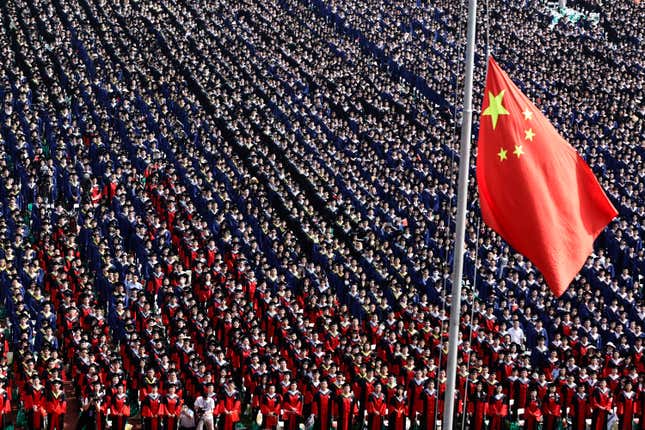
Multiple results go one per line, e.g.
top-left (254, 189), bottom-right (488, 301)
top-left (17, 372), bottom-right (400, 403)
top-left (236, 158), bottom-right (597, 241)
top-left (476, 57), bottom-right (617, 297)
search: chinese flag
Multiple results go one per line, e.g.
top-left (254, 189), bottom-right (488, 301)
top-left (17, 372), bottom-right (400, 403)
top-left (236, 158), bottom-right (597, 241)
top-left (476, 57), bottom-right (617, 297)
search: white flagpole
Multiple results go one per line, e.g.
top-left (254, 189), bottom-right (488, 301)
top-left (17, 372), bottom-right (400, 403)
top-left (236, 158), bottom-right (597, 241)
top-left (442, 0), bottom-right (477, 428)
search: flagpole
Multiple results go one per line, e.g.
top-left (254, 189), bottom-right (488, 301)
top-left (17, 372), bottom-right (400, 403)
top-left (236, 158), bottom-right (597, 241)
top-left (442, 0), bottom-right (477, 428)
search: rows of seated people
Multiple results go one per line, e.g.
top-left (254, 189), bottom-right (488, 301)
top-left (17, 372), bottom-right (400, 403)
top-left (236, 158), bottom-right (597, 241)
top-left (0, 0), bottom-right (642, 429)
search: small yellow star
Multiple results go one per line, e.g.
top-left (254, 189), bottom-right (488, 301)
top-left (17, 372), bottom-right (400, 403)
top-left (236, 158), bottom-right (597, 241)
top-left (522, 108), bottom-right (533, 121)
top-left (524, 128), bottom-right (535, 141)
top-left (513, 145), bottom-right (524, 158)
top-left (497, 148), bottom-right (508, 161)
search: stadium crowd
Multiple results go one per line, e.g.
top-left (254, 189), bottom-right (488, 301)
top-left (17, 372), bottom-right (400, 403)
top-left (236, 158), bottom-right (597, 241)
top-left (0, 0), bottom-right (642, 429)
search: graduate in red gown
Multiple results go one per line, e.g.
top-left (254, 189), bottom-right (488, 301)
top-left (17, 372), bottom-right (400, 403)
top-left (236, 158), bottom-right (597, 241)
top-left (541, 385), bottom-right (562, 430)
top-left (421, 380), bottom-right (438, 430)
top-left (570, 385), bottom-right (589, 430)
top-left (639, 383), bottom-right (645, 430)
top-left (217, 381), bottom-right (242, 430)
top-left (141, 384), bottom-right (163, 430)
top-left (469, 382), bottom-right (488, 430)
top-left (108, 384), bottom-right (131, 430)
top-left (336, 383), bottom-right (358, 430)
top-left (591, 380), bottom-right (613, 430)
top-left (561, 377), bottom-right (577, 424)
top-left (523, 390), bottom-right (543, 430)
top-left (488, 385), bottom-right (508, 430)
top-left (366, 383), bottom-right (387, 430)
top-left (303, 373), bottom-right (321, 418)
top-left (23, 375), bottom-right (46, 429)
top-left (408, 371), bottom-right (426, 425)
top-left (140, 368), bottom-right (159, 403)
top-left (260, 385), bottom-right (282, 430)
top-left (312, 380), bottom-right (333, 430)
top-left (513, 370), bottom-right (530, 420)
top-left (45, 380), bottom-right (67, 430)
top-left (616, 382), bottom-right (636, 430)
top-left (388, 386), bottom-right (407, 430)
top-left (281, 382), bottom-right (303, 430)
top-left (161, 384), bottom-right (183, 430)
top-left (0, 379), bottom-right (11, 429)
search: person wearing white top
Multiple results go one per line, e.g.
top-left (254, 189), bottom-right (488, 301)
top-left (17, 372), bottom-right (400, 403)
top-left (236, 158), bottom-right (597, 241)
top-left (194, 384), bottom-right (217, 430)
top-left (179, 404), bottom-right (196, 430)
top-left (507, 320), bottom-right (526, 347)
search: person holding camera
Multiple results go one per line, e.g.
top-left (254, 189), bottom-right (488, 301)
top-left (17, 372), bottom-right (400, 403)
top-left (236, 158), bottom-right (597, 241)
top-left (194, 383), bottom-right (217, 430)
top-left (76, 380), bottom-right (107, 430)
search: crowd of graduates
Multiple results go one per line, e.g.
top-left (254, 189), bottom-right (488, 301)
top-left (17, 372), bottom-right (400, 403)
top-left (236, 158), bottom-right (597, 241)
top-left (0, 0), bottom-right (642, 429)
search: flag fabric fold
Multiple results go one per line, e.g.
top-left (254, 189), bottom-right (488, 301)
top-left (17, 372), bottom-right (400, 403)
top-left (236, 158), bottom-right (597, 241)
top-left (476, 57), bottom-right (617, 297)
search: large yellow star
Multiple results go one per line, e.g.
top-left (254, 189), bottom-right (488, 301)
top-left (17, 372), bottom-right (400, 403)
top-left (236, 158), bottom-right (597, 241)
top-left (497, 148), bottom-right (508, 161)
top-left (513, 145), bottom-right (524, 158)
top-left (482, 90), bottom-right (510, 130)
top-left (524, 128), bottom-right (535, 141)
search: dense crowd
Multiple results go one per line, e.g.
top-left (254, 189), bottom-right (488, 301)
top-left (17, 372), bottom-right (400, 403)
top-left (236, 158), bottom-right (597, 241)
top-left (0, 0), bottom-right (642, 429)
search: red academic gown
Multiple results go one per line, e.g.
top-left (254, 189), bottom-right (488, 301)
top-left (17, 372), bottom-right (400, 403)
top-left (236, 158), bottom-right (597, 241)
top-left (217, 390), bottom-right (242, 430)
top-left (45, 389), bottom-right (67, 430)
top-left (591, 387), bottom-right (612, 430)
top-left (388, 395), bottom-right (408, 430)
top-left (470, 390), bottom-right (488, 430)
top-left (570, 393), bottom-right (589, 430)
top-left (640, 389), bottom-right (645, 430)
top-left (523, 398), bottom-right (542, 430)
top-left (0, 389), bottom-right (10, 428)
top-left (616, 390), bottom-right (636, 430)
top-left (141, 393), bottom-right (162, 430)
top-left (408, 378), bottom-right (425, 418)
top-left (514, 377), bottom-right (530, 412)
top-left (260, 393), bottom-right (282, 429)
top-left (542, 392), bottom-right (562, 430)
top-left (281, 390), bottom-right (303, 430)
top-left (561, 383), bottom-right (577, 419)
top-left (303, 380), bottom-right (319, 416)
top-left (109, 393), bottom-right (131, 430)
top-left (366, 392), bottom-right (387, 430)
top-left (336, 393), bottom-right (358, 430)
top-left (421, 389), bottom-right (438, 430)
top-left (312, 389), bottom-right (333, 430)
top-left (23, 384), bottom-right (46, 429)
top-left (489, 393), bottom-right (508, 430)
top-left (160, 393), bottom-right (183, 430)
